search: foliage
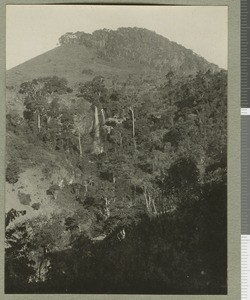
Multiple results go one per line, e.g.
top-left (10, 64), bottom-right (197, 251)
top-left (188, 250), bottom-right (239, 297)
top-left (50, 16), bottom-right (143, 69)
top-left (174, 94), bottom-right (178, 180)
top-left (6, 61), bottom-right (227, 294)
top-left (5, 208), bottom-right (26, 227)
top-left (6, 160), bottom-right (20, 184)
top-left (16, 172), bottom-right (226, 294)
top-left (59, 28), bottom-right (219, 75)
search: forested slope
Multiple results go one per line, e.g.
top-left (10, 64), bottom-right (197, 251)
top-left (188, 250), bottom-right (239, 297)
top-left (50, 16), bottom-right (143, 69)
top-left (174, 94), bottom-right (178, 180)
top-left (5, 27), bottom-right (227, 294)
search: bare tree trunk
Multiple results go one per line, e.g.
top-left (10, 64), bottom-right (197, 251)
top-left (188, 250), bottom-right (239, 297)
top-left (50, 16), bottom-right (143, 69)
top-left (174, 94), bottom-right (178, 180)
top-left (198, 149), bottom-right (206, 182)
top-left (143, 187), bottom-right (158, 214)
top-left (94, 106), bottom-right (100, 139)
top-left (104, 197), bottom-right (110, 218)
top-left (170, 116), bottom-right (174, 127)
top-left (151, 197), bottom-right (157, 214)
top-left (130, 107), bottom-right (137, 150)
top-left (90, 120), bottom-right (94, 132)
top-left (84, 181), bottom-right (88, 196)
top-left (93, 106), bottom-right (103, 154)
top-left (130, 107), bottom-right (135, 137)
top-left (66, 139), bottom-right (70, 153)
top-left (143, 186), bottom-right (150, 212)
top-left (78, 132), bottom-right (82, 157)
top-left (38, 113), bottom-right (41, 132)
top-left (38, 259), bottom-right (43, 281)
top-left (38, 246), bottom-right (46, 281)
top-left (101, 108), bottom-right (106, 124)
top-left (119, 132), bottom-right (123, 148)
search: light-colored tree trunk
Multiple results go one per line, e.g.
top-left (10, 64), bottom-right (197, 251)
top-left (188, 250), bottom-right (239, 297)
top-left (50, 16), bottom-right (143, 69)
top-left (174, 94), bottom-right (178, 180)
top-left (84, 181), bottom-right (88, 195)
top-left (130, 107), bottom-right (137, 150)
top-left (94, 106), bottom-right (100, 139)
top-left (38, 113), bottom-right (41, 132)
top-left (78, 132), bottom-right (82, 157)
top-left (198, 150), bottom-right (206, 181)
top-left (144, 186), bottom-right (158, 214)
top-left (104, 197), bottom-right (110, 218)
top-left (151, 197), bottom-right (157, 214)
top-left (93, 106), bottom-right (103, 154)
top-left (130, 107), bottom-right (135, 137)
top-left (143, 186), bottom-right (150, 212)
top-left (101, 108), bottom-right (106, 124)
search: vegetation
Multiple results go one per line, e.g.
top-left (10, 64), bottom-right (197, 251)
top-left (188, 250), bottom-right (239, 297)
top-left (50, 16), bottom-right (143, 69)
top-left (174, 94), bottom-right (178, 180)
top-left (5, 27), bottom-right (227, 294)
top-left (6, 160), bottom-right (21, 184)
top-left (59, 28), bottom-right (219, 74)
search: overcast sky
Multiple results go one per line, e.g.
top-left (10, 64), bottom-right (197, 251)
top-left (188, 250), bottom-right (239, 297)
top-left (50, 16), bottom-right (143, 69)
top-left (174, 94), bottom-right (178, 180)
top-left (6, 5), bottom-right (228, 70)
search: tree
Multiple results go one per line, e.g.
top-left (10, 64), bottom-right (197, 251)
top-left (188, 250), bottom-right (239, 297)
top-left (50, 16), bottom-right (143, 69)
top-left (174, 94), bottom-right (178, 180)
top-left (118, 80), bottom-right (145, 151)
top-left (21, 80), bottom-right (47, 132)
top-left (5, 222), bottom-right (36, 292)
top-left (6, 111), bottom-right (24, 135)
top-left (78, 76), bottom-right (108, 107)
top-left (73, 112), bottom-right (92, 157)
top-left (57, 108), bottom-right (75, 152)
top-left (20, 77), bottom-right (70, 134)
top-left (5, 209), bottom-right (26, 227)
top-left (43, 76), bottom-right (69, 95)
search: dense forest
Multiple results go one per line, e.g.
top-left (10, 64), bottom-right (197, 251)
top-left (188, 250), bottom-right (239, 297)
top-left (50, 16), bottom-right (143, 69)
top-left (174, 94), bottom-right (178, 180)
top-left (58, 27), bottom-right (219, 74)
top-left (5, 28), bottom-right (227, 294)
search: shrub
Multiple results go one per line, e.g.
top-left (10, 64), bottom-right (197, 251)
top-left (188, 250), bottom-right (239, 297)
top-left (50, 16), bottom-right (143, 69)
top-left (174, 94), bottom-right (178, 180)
top-left (6, 161), bottom-right (20, 184)
top-left (82, 68), bottom-right (94, 75)
top-left (18, 192), bottom-right (31, 205)
top-left (31, 202), bottom-right (41, 210)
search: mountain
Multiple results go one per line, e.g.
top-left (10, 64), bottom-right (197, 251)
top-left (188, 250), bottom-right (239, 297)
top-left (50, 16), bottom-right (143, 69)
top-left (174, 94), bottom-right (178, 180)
top-left (6, 27), bottom-right (219, 88)
top-left (5, 27), bottom-right (227, 294)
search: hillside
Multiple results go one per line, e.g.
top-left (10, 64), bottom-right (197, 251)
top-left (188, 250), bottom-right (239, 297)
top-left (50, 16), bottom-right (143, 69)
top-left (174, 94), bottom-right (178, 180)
top-left (5, 27), bottom-right (227, 294)
top-left (6, 27), bottom-right (219, 88)
top-left (6, 44), bottom-right (142, 87)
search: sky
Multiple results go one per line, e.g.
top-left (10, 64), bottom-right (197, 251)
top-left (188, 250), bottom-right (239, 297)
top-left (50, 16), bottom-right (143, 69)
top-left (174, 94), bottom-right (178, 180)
top-left (6, 5), bottom-right (228, 70)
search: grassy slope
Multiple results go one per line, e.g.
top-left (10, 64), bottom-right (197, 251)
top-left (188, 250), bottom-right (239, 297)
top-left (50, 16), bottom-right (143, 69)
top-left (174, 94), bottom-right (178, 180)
top-left (6, 44), bottom-right (148, 88)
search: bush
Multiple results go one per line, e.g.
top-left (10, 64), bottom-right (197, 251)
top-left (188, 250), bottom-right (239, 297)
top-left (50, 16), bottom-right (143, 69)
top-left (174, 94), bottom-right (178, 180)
top-left (18, 192), bottom-right (31, 205)
top-left (82, 68), bottom-right (94, 75)
top-left (31, 202), bottom-right (41, 210)
top-left (6, 112), bottom-right (23, 135)
top-left (6, 161), bottom-right (20, 184)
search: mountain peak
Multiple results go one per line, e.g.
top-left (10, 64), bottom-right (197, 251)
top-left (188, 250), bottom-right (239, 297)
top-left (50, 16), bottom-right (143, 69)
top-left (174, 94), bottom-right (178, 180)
top-left (7, 27), bottom-right (219, 88)
top-left (58, 27), bottom-right (219, 74)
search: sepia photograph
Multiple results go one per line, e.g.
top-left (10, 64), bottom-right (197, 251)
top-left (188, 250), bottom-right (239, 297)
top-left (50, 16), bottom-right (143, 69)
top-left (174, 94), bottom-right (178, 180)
top-left (5, 5), bottom-right (228, 295)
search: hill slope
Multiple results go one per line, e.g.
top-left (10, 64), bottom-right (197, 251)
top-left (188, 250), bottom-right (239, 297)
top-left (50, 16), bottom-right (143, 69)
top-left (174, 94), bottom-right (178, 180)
top-left (6, 44), bottom-right (139, 87)
top-left (7, 27), bottom-right (219, 88)
top-left (5, 27), bottom-right (227, 294)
